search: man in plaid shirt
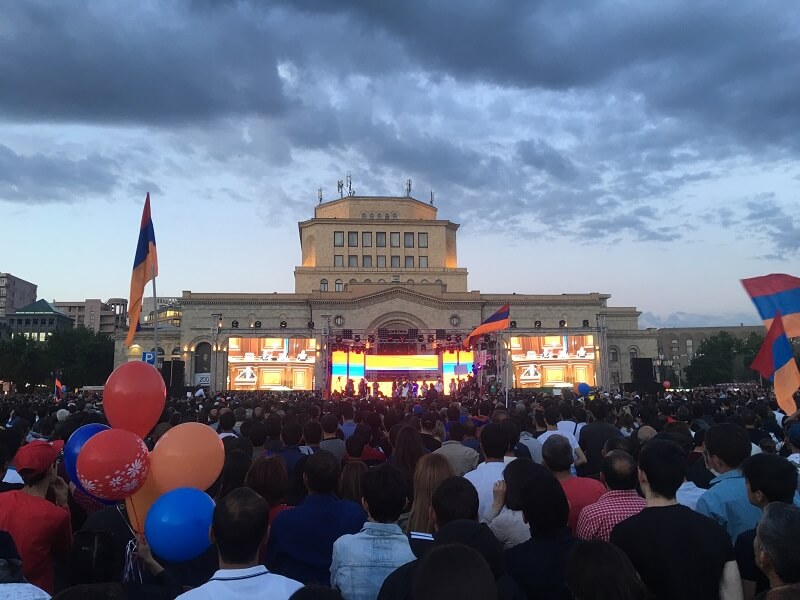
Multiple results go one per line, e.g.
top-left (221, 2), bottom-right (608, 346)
top-left (576, 450), bottom-right (646, 541)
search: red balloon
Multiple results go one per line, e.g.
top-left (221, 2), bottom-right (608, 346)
top-left (662, 380), bottom-right (671, 389)
top-left (104, 362), bottom-right (166, 438)
top-left (76, 429), bottom-right (150, 501)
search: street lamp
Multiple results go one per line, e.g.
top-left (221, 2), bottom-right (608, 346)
top-left (210, 313), bottom-right (223, 393)
top-left (653, 353), bottom-right (673, 384)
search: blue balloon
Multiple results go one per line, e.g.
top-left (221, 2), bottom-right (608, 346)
top-left (578, 383), bottom-right (591, 396)
top-left (145, 488), bottom-right (214, 562)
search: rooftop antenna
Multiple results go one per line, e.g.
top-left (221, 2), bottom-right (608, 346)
top-left (405, 178), bottom-right (412, 197)
top-left (430, 190), bottom-right (434, 205)
top-left (346, 172), bottom-right (354, 196)
top-left (318, 187), bottom-right (323, 204)
top-left (337, 179), bottom-right (344, 198)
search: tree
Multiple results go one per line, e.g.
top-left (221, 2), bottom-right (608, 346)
top-left (685, 332), bottom-right (739, 386)
top-left (46, 328), bottom-right (115, 388)
top-left (0, 335), bottom-right (49, 389)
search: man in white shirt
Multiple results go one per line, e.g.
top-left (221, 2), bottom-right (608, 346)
top-left (177, 488), bottom-right (302, 600)
top-left (537, 405), bottom-right (587, 468)
top-left (463, 423), bottom-right (509, 520)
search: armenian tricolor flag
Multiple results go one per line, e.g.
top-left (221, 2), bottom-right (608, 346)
top-left (54, 376), bottom-right (63, 401)
top-left (751, 313), bottom-right (800, 415)
top-left (464, 304), bottom-right (510, 348)
top-left (741, 274), bottom-right (800, 339)
top-left (125, 193), bottom-right (158, 347)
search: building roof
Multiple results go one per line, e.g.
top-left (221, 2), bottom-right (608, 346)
top-left (13, 299), bottom-right (70, 316)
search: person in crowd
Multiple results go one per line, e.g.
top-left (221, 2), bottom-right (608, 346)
top-left (412, 544), bottom-right (498, 600)
top-left (697, 423), bottom-right (762, 543)
top-left (343, 434), bottom-right (385, 467)
top-left (461, 420), bottom-right (482, 457)
top-left (0, 530), bottom-right (50, 599)
top-left (247, 422), bottom-right (268, 458)
top-left (405, 453), bottom-right (454, 534)
top-left (0, 429), bottom-right (24, 493)
top-left (610, 439), bottom-right (742, 600)
top-left (576, 451), bottom-right (645, 542)
top-left (577, 402), bottom-right (622, 478)
top-left (482, 458), bottom-right (547, 549)
top-left (419, 413), bottom-right (442, 452)
top-left (339, 405), bottom-right (357, 440)
top-left (217, 411), bottom-right (238, 440)
top-left (464, 423), bottom-right (512, 520)
top-left (378, 476), bottom-right (522, 600)
top-left (753, 502), bottom-right (800, 599)
top-left (264, 417), bottom-right (284, 454)
top-left (177, 488), bottom-right (303, 599)
top-left (433, 422), bottom-right (478, 476)
top-left (266, 450), bottom-right (366, 585)
top-left (389, 426), bottom-right (427, 502)
top-left (302, 421), bottom-right (323, 453)
top-left (338, 461), bottom-right (368, 504)
top-left (0, 440), bottom-right (71, 594)
top-left (331, 465), bottom-right (415, 600)
top-left (537, 405), bottom-right (587, 468)
top-left (542, 435), bottom-right (605, 533)
top-left (215, 449), bottom-right (253, 501)
top-left (246, 456), bottom-right (293, 527)
top-left (268, 421), bottom-right (312, 480)
top-left (503, 472), bottom-right (577, 599)
top-left (320, 414), bottom-right (347, 464)
top-left (735, 454), bottom-right (798, 600)
top-left (516, 415), bottom-right (543, 464)
top-left (743, 410), bottom-right (771, 447)
top-left (565, 540), bottom-right (649, 600)
top-left (783, 424), bottom-right (800, 475)
top-left (686, 427), bottom-right (715, 489)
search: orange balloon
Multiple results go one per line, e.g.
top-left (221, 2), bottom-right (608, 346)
top-left (149, 423), bottom-right (224, 495)
top-left (125, 472), bottom-right (161, 533)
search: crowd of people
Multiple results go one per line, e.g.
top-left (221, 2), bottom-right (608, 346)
top-left (1, 384), bottom-right (800, 599)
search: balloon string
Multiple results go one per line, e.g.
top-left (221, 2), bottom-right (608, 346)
top-left (127, 496), bottom-right (142, 533)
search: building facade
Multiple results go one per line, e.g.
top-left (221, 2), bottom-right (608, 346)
top-left (116, 196), bottom-right (658, 392)
top-left (53, 298), bottom-right (128, 334)
top-left (6, 300), bottom-right (75, 341)
top-left (0, 273), bottom-right (37, 317)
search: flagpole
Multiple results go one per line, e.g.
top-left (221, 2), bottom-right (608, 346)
top-left (152, 264), bottom-right (158, 369)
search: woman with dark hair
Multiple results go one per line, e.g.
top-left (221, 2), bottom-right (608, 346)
top-left (483, 458), bottom-right (549, 549)
top-left (338, 461), bottom-right (368, 504)
top-left (566, 540), bottom-right (649, 600)
top-left (246, 456), bottom-right (293, 525)
top-left (389, 426), bottom-right (428, 502)
top-left (215, 449), bottom-right (253, 501)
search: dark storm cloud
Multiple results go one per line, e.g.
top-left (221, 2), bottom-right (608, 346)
top-left (0, 2), bottom-right (285, 123)
top-left (0, 144), bottom-right (117, 203)
top-left (745, 196), bottom-right (800, 258)
top-left (516, 139), bottom-right (579, 182)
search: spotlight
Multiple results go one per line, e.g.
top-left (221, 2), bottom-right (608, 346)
top-left (455, 334), bottom-right (462, 343)
top-left (368, 335), bottom-right (375, 343)
top-left (582, 319), bottom-right (590, 328)
top-left (427, 334), bottom-right (434, 343)
top-left (418, 335), bottom-right (424, 342)
top-left (510, 320), bottom-right (517, 329)
top-left (446, 335), bottom-right (452, 342)
top-left (280, 320), bottom-right (287, 329)
top-left (254, 320), bottom-right (261, 329)
top-left (307, 320), bottom-right (315, 329)
top-left (559, 320), bottom-right (567, 328)
top-left (231, 320), bottom-right (239, 329)
top-left (335, 336), bottom-right (343, 343)
top-left (354, 334), bottom-right (361, 342)
top-left (534, 320), bottom-right (542, 329)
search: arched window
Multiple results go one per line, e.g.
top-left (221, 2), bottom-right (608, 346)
top-left (609, 347), bottom-right (619, 362)
top-left (407, 279), bottom-right (414, 284)
top-left (361, 212), bottom-right (367, 219)
top-left (349, 278), bottom-right (357, 284)
top-left (320, 279), bottom-right (328, 292)
top-left (335, 279), bottom-right (343, 292)
top-left (364, 278), bottom-right (372, 283)
top-left (370, 213), bottom-right (374, 219)
top-left (421, 279), bottom-right (429, 283)
top-left (385, 213), bottom-right (390, 219)
top-left (378, 278), bottom-right (386, 283)
top-left (629, 347), bottom-right (639, 360)
top-left (378, 213), bottom-right (383, 220)
top-left (435, 279), bottom-right (443, 284)
top-left (392, 212), bottom-right (397, 219)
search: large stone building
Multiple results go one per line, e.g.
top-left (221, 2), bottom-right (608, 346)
top-left (116, 196), bottom-right (657, 393)
top-left (53, 298), bottom-right (128, 334)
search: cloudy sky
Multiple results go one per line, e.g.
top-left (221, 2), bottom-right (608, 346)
top-left (2, 1), bottom-right (799, 327)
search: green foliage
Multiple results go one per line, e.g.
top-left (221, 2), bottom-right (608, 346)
top-left (0, 328), bottom-right (114, 389)
top-left (685, 331), bottom-right (766, 386)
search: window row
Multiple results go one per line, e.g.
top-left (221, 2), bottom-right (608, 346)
top-left (7, 317), bottom-right (56, 326)
top-left (334, 231), bottom-right (428, 248)
top-left (320, 278), bottom-right (442, 291)
top-left (333, 255), bottom-right (429, 268)
top-left (361, 212), bottom-right (397, 220)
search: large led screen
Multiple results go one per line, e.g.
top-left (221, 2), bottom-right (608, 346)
top-left (227, 337), bottom-right (316, 390)
top-left (510, 334), bottom-right (596, 389)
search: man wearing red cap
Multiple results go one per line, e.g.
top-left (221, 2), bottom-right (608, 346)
top-left (0, 440), bottom-right (72, 594)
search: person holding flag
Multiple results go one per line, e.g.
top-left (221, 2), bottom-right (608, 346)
top-left (125, 193), bottom-right (158, 349)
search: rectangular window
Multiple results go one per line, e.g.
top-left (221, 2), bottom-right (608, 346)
top-left (348, 255), bottom-right (358, 267)
top-left (348, 231), bottom-right (358, 247)
top-left (404, 232), bottom-right (414, 248)
top-left (334, 255), bottom-right (344, 267)
top-left (376, 232), bottom-right (386, 247)
top-left (419, 256), bottom-right (428, 268)
top-left (391, 255), bottom-right (401, 268)
top-left (377, 255), bottom-right (387, 268)
top-left (334, 231), bottom-right (344, 247)
top-left (390, 232), bottom-right (400, 247)
top-left (363, 255), bottom-right (373, 268)
top-left (362, 232), bottom-right (372, 247)
top-left (418, 232), bottom-right (428, 248)
top-left (405, 256), bottom-right (414, 268)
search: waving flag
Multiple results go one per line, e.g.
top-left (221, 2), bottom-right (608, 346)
top-left (741, 274), bottom-right (800, 339)
top-left (125, 193), bottom-right (158, 347)
top-left (465, 304), bottom-right (510, 348)
top-left (54, 376), bottom-right (63, 401)
top-left (751, 313), bottom-right (800, 415)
